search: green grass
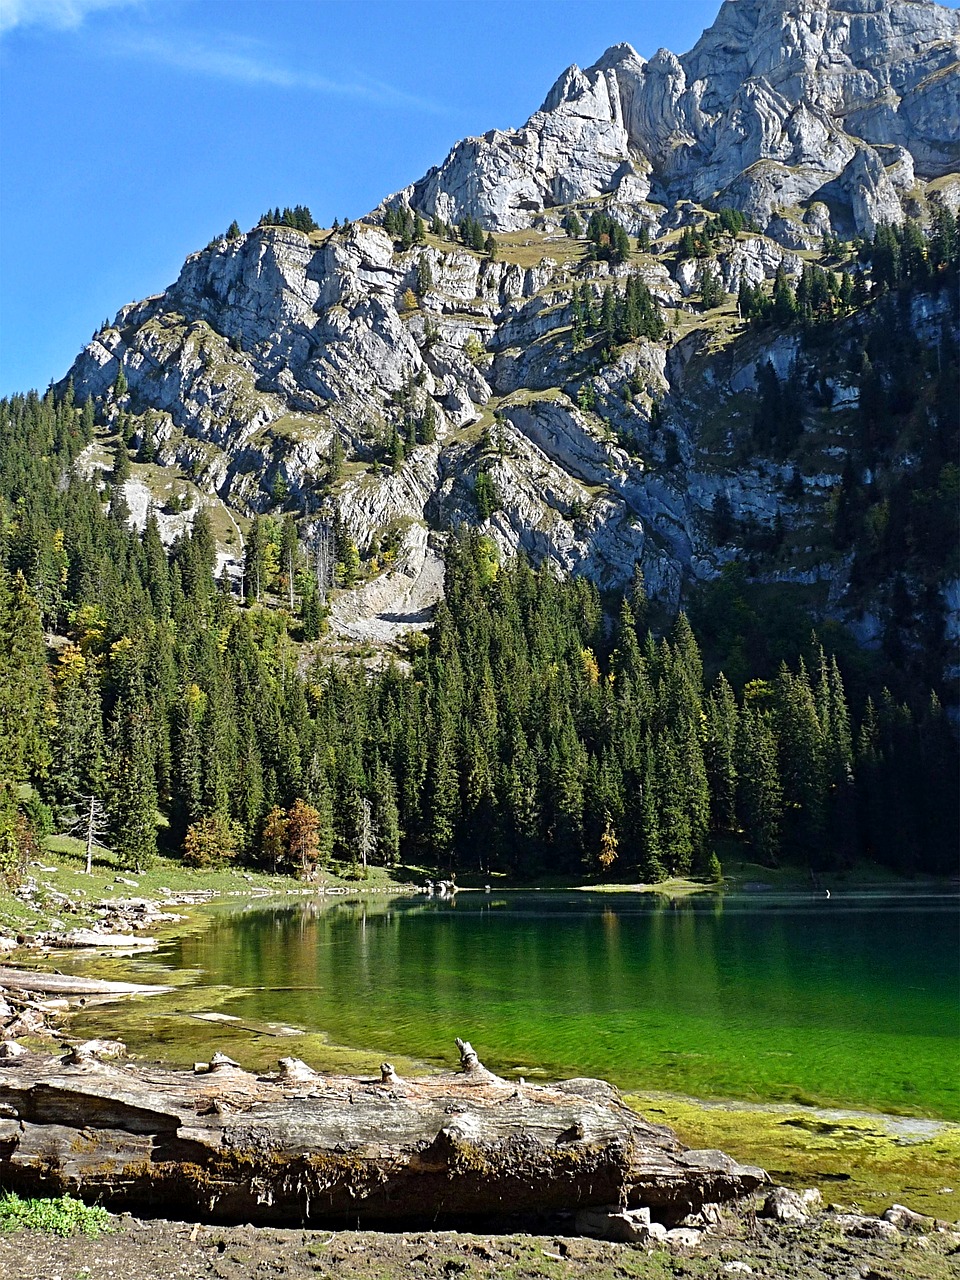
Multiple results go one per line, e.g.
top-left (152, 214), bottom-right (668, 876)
top-left (0, 834), bottom-right (414, 935)
top-left (491, 231), bottom-right (585, 270)
top-left (0, 1192), bottom-right (115, 1238)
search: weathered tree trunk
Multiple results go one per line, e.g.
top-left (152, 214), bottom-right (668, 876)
top-left (0, 1039), bottom-right (765, 1226)
top-left (0, 968), bottom-right (172, 998)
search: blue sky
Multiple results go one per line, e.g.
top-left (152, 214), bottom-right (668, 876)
top-left (0, 0), bottom-right (722, 396)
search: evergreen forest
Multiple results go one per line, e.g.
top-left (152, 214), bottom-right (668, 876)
top-left (0, 217), bottom-right (957, 889)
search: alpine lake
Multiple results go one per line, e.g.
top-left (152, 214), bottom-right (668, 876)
top-left (61, 885), bottom-right (960, 1217)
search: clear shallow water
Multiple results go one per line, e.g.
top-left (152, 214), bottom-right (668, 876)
top-left (79, 889), bottom-right (960, 1120)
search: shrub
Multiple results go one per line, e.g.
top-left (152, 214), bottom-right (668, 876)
top-left (0, 1191), bottom-right (114, 1238)
top-left (21, 792), bottom-right (53, 839)
top-left (183, 813), bottom-right (243, 867)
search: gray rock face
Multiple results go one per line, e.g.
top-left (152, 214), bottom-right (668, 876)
top-left (59, 3), bottom-right (959, 653)
top-left (388, 0), bottom-right (959, 237)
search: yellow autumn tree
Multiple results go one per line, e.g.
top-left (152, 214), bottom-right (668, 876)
top-left (286, 798), bottom-right (321, 879)
top-left (597, 814), bottom-right (619, 872)
top-left (183, 813), bottom-right (242, 867)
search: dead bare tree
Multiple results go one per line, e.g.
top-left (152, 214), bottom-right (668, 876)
top-left (64, 795), bottom-right (111, 874)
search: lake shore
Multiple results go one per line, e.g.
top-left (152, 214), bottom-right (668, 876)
top-left (4, 836), bottom-right (954, 947)
top-left (2, 840), bottom-right (957, 1229)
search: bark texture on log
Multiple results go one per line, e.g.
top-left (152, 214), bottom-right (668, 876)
top-left (0, 1042), bottom-right (765, 1226)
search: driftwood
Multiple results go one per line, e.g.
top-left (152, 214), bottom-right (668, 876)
top-left (0, 967), bottom-right (172, 998)
top-left (0, 1037), bottom-right (765, 1226)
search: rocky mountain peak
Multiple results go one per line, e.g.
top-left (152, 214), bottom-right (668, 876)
top-left (392, 0), bottom-right (959, 237)
top-left (60, 0), bottom-right (959, 651)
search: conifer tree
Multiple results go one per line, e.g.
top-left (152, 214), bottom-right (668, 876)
top-left (280, 514), bottom-right (299, 613)
top-left (416, 254), bottom-right (433, 296)
top-left (700, 263), bottom-right (723, 309)
top-left (772, 265), bottom-right (797, 323)
top-left (111, 436), bottom-right (131, 484)
top-left (736, 704), bottom-right (782, 866)
top-left (48, 646), bottom-right (105, 822)
top-left (426, 721), bottom-right (459, 867)
top-left (329, 431), bottom-right (345, 483)
top-left (704, 673), bottom-right (738, 833)
top-left (109, 655), bottom-right (157, 871)
top-left (637, 743), bottom-right (664, 880)
top-left (371, 760), bottom-right (401, 865)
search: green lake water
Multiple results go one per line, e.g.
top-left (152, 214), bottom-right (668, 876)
top-left (72, 889), bottom-right (960, 1120)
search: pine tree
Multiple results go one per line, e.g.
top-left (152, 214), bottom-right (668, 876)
top-left (109, 655), bottom-right (157, 871)
top-left (419, 398), bottom-right (437, 445)
top-left (173, 682), bottom-right (206, 835)
top-left (324, 432), bottom-right (344, 486)
top-left (630, 564), bottom-right (648, 636)
top-left (416, 254), bottom-right (433, 296)
top-left (280, 515), bottom-right (299, 613)
top-left (48, 646), bottom-right (105, 822)
top-left (390, 426), bottom-right (405, 473)
top-left (111, 436), bottom-right (131, 484)
top-left (772, 266), bottom-right (797, 323)
top-left (426, 721), bottom-right (459, 868)
top-left (637, 743), bottom-right (664, 880)
top-left (601, 285), bottom-right (617, 341)
top-left (337, 537), bottom-right (361, 589)
top-left (655, 734), bottom-right (693, 875)
top-left (244, 516), bottom-right (269, 603)
top-left (613, 595), bottom-right (642, 687)
top-left (704, 673), bottom-right (738, 833)
top-left (700, 264), bottom-right (723, 309)
top-left (677, 227), bottom-right (696, 261)
top-left (776, 661), bottom-right (826, 860)
top-left (372, 760), bottom-right (401, 865)
top-left (551, 725), bottom-right (585, 869)
top-left (474, 470), bottom-right (499, 521)
top-left (736, 704), bottom-right (782, 866)
top-left (0, 565), bottom-right (51, 882)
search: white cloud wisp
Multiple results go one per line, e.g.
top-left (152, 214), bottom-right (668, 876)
top-left (0, 0), bottom-right (138, 35)
top-left (112, 30), bottom-right (444, 113)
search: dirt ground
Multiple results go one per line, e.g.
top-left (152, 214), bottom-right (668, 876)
top-left (2, 1208), bottom-right (958, 1280)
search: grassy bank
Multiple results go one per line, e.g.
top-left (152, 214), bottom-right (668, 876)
top-left (0, 835), bottom-right (415, 936)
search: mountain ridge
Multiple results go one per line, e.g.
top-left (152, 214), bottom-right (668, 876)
top-left (391, 0), bottom-right (959, 235)
top-left (59, 0), bottom-right (960, 662)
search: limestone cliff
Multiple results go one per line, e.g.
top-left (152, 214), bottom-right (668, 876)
top-left (62, 0), bottom-right (959, 654)
top-left (391, 0), bottom-right (960, 238)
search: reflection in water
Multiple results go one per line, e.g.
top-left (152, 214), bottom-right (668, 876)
top-left (72, 890), bottom-right (960, 1119)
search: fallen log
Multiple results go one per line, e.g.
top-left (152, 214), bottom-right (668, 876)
top-left (0, 1038), bottom-right (765, 1226)
top-left (0, 967), bottom-right (172, 997)
top-left (36, 930), bottom-right (159, 950)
